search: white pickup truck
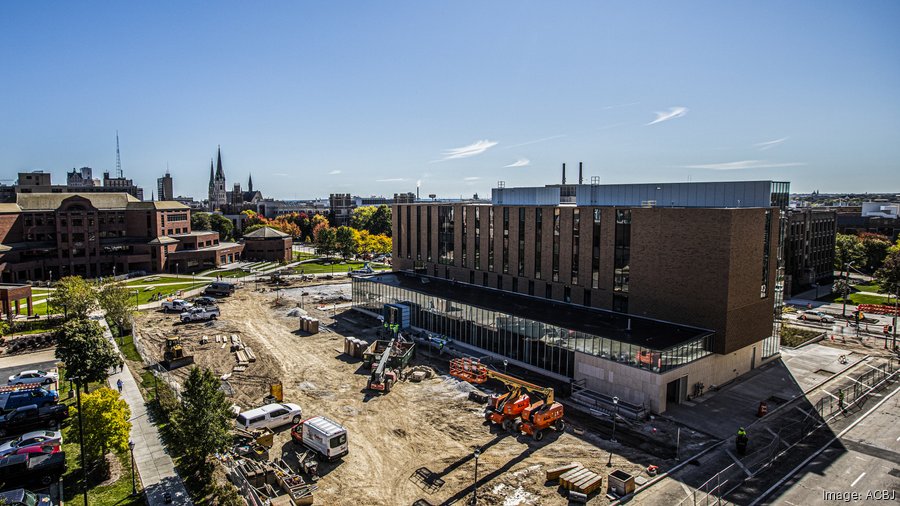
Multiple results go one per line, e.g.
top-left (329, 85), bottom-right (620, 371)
top-left (180, 306), bottom-right (220, 323)
top-left (161, 299), bottom-right (193, 313)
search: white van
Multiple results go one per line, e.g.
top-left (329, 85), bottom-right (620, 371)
top-left (235, 403), bottom-right (302, 431)
top-left (290, 416), bottom-right (348, 461)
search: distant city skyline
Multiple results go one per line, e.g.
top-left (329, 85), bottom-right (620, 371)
top-left (2, 1), bottom-right (899, 199)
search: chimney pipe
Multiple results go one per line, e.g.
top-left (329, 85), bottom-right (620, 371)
top-left (579, 162), bottom-right (583, 184)
top-left (562, 163), bottom-right (566, 185)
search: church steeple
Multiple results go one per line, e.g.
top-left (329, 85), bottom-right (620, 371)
top-left (215, 145), bottom-right (225, 180)
top-left (209, 159), bottom-right (214, 185)
top-left (248, 173), bottom-right (253, 192)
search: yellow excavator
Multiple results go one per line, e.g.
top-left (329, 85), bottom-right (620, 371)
top-left (162, 336), bottom-right (194, 370)
top-left (450, 357), bottom-right (565, 441)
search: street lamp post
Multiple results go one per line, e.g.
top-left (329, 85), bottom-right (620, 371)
top-left (811, 283), bottom-right (819, 300)
top-left (129, 440), bottom-right (136, 495)
top-left (471, 446), bottom-right (481, 505)
top-left (842, 262), bottom-right (853, 317)
top-left (610, 396), bottom-right (619, 443)
top-left (47, 270), bottom-right (52, 317)
top-left (893, 288), bottom-right (898, 352)
top-left (72, 377), bottom-right (88, 506)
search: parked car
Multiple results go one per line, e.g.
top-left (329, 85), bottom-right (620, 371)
top-left (191, 296), bottom-right (218, 307)
top-left (290, 416), bottom-right (348, 461)
top-left (0, 489), bottom-right (53, 505)
top-left (235, 403), bottom-right (302, 431)
top-left (0, 452), bottom-right (66, 489)
top-left (161, 299), bottom-right (193, 313)
top-left (180, 306), bottom-right (220, 323)
top-left (0, 430), bottom-right (62, 458)
top-left (0, 404), bottom-right (68, 437)
top-left (0, 389), bottom-right (58, 415)
top-left (7, 370), bottom-right (57, 387)
top-left (205, 281), bottom-right (236, 296)
top-left (798, 310), bottom-right (835, 323)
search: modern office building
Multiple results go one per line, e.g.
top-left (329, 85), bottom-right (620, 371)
top-left (379, 180), bottom-right (789, 413)
top-left (0, 192), bottom-right (242, 281)
top-left (157, 171), bottom-right (174, 201)
top-left (784, 208), bottom-right (836, 296)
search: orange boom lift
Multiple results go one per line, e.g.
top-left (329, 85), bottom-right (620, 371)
top-left (449, 357), bottom-right (565, 441)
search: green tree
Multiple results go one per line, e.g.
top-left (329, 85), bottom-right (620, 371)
top-left (173, 367), bottom-right (233, 480)
top-left (98, 281), bottom-right (133, 336)
top-left (56, 318), bottom-right (120, 391)
top-left (191, 211), bottom-right (212, 231)
top-left (369, 204), bottom-right (392, 236)
top-left (50, 276), bottom-right (97, 319)
top-left (859, 233), bottom-right (891, 273)
top-left (350, 205), bottom-right (377, 231)
top-left (209, 213), bottom-right (235, 241)
top-left (314, 224), bottom-right (336, 257)
top-left (335, 226), bottom-right (358, 259)
top-left (875, 251), bottom-right (900, 299)
top-left (74, 387), bottom-right (132, 469)
top-left (834, 234), bottom-right (865, 272)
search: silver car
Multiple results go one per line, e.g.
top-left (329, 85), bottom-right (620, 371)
top-left (798, 310), bottom-right (835, 323)
top-left (7, 370), bottom-right (58, 386)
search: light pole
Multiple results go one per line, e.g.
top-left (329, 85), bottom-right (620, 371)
top-left (893, 288), bottom-right (898, 352)
top-left (842, 262), bottom-right (853, 317)
top-left (129, 440), bottom-right (136, 495)
top-left (811, 283), bottom-right (819, 300)
top-left (72, 376), bottom-right (88, 506)
top-left (471, 446), bottom-right (481, 505)
top-left (133, 290), bottom-right (139, 310)
top-left (47, 270), bottom-right (52, 317)
top-left (610, 396), bottom-right (619, 443)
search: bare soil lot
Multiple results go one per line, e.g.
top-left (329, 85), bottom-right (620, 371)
top-left (134, 283), bottom-right (654, 505)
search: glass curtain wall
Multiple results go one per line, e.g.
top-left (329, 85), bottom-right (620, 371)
top-left (352, 276), bottom-right (713, 376)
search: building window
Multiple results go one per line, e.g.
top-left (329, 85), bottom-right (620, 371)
top-left (483, 272), bottom-right (488, 286)
top-left (528, 280), bottom-right (534, 295)
top-left (512, 277), bottom-right (518, 293)
top-left (474, 207), bottom-right (481, 269)
top-left (517, 208), bottom-right (525, 277)
top-left (426, 206), bottom-right (432, 262)
top-left (534, 208), bottom-right (542, 279)
top-left (545, 283), bottom-right (552, 299)
top-left (469, 271), bottom-right (475, 284)
top-left (614, 210), bottom-right (631, 293)
top-left (502, 207), bottom-right (509, 274)
top-left (416, 206), bottom-right (421, 261)
top-left (497, 274), bottom-right (502, 289)
top-left (761, 209), bottom-right (772, 298)
top-left (564, 285), bottom-right (571, 303)
top-left (488, 208), bottom-right (495, 271)
top-left (592, 209), bottom-right (601, 288)
top-left (613, 293), bottom-right (628, 313)
top-left (461, 207), bottom-right (468, 267)
top-left (572, 208), bottom-right (580, 285)
top-left (438, 206), bottom-right (454, 265)
top-left (406, 206), bottom-right (411, 259)
top-left (584, 289), bottom-right (591, 307)
top-left (552, 209), bottom-right (560, 282)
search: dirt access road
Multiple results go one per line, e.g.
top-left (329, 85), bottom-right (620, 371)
top-left (134, 283), bottom-right (650, 505)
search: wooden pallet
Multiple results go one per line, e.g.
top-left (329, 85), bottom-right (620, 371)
top-left (559, 465), bottom-right (603, 495)
top-left (547, 463), bottom-right (581, 481)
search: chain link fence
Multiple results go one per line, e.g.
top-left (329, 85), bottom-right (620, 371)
top-left (814, 360), bottom-right (896, 418)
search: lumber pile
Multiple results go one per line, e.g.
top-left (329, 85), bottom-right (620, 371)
top-left (245, 346), bottom-right (257, 362)
top-left (548, 463), bottom-right (603, 496)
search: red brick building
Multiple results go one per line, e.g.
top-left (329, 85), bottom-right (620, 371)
top-left (242, 226), bottom-right (292, 262)
top-left (0, 193), bottom-right (243, 282)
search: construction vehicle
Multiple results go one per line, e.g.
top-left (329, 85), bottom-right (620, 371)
top-left (364, 335), bottom-right (415, 394)
top-left (449, 357), bottom-right (565, 441)
top-left (161, 337), bottom-right (194, 370)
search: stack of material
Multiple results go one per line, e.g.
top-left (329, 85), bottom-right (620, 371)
top-left (300, 316), bottom-right (320, 335)
top-left (343, 337), bottom-right (367, 358)
top-left (245, 346), bottom-right (257, 362)
top-left (200, 335), bottom-right (209, 345)
top-left (553, 464), bottom-right (603, 495)
top-left (230, 334), bottom-right (244, 352)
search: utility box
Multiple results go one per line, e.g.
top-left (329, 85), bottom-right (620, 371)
top-left (608, 470), bottom-right (635, 497)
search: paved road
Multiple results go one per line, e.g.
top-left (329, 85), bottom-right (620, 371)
top-left (0, 348), bottom-right (58, 384)
top-left (766, 386), bottom-right (900, 505)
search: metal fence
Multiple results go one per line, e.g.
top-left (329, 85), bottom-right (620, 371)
top-left (814, 360), bottom-right (896, 418)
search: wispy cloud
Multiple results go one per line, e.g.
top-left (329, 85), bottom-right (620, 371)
top-left (754, 137), bottom-right (788, 150)
top-left (502, 134), bottom-right (566, 150)
top-left (602, 101), bottom-right (640, 110)
top-left (464, 176), bottom-right (481, 181)
top-left (328, 169), bottom-right (342, 175)
top-left (504, 158), bottom-right (531, 168)
top-left (682, 160), bottom-right (806, 171)
top-left (431, 139), bottom-right (498, 162)
top-left (376, 178), bottom-right (407, 182)
top-left (647, 106), bottom-right (688, 126)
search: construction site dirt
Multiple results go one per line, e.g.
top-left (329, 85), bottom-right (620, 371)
top-left (133, 282), bottom-right (710, 505)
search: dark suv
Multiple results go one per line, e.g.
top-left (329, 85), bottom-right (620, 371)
top-left (0, 404), bottom-right (68, 437)
top-left (0, 452), bottom-right (66, 489)
top-left (0, 388), bottom-right (58, 414)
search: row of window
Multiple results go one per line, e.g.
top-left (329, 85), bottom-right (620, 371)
top-left (352, 276), bottom-right (712, 375)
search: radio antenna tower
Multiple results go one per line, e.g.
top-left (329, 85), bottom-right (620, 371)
top-left (115, 131), bottom-right (123, 178)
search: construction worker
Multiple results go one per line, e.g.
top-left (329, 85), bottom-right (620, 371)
top-left (838, 389), bottom-right (845, 410)
top-left (736, 427), bottom-right (749, 455)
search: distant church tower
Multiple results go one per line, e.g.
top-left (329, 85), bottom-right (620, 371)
top-left (208, 146), bottom-right (227, 211)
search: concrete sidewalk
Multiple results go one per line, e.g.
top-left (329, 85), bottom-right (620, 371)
top-left (97, 318), bottom-right (193, 505)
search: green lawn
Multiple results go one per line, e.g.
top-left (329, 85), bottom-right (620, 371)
top-left (292, 260), bottom-right (390, 274)
top-left (830, 293), bottom-right (896, 305)
top-left (853, 283), bottom-right (884, 294)
top-left (119, 335), bottom-right (142, 362)
top-left (293, 251), bottom-right (319, 262)
top-left (129, 282), bottom-right (209, 305)
top-left (207, 268), bottom-right (252, 278)
top-left (124, 276), bottom-right (196, 287)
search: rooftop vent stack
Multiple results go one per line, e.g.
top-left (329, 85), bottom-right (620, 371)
top-left (562, 163), bottom-right (566, 185)
top-left (579, 162), bottom-right (583, 184)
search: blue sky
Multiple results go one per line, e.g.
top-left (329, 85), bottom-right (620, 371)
top-left (2, 1), bottom-right (899, 199)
